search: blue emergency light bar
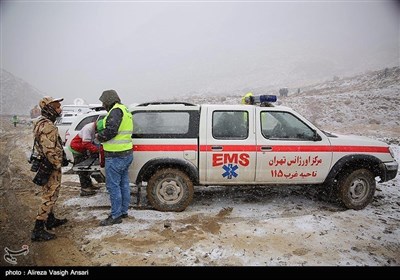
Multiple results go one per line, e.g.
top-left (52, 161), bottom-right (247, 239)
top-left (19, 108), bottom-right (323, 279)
top-left (254, 95), bottom-right (277, 103)
top-left (246, 95), bottom-right (277, 105)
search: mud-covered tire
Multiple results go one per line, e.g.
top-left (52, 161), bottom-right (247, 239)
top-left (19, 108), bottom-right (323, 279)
top-left (338, 169), bottom-right (376, 210)
top-left (147, 168), bottom-right (194, 212)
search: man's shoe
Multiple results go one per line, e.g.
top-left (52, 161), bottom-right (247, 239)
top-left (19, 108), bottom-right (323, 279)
top-left (100, 215), bottom-right (122, 226)
top-left (121, 214), bottom-right (128, 218)
top-left (80, 188), bottom-right (96, 197)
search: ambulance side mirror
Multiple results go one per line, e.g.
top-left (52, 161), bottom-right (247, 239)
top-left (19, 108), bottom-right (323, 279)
top-left (312, 129), bottom-right (322, 141)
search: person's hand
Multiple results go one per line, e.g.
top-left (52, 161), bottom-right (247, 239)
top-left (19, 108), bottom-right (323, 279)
top-left (93, 138), bottom-right (101, 145)
top-left (62, 157), bottom-right (70, 167)
top-left (90, 152), bottom-right (99, 159)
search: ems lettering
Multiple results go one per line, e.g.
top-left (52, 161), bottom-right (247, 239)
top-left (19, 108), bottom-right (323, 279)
top-left (212, 153), bottom-right (249, 167)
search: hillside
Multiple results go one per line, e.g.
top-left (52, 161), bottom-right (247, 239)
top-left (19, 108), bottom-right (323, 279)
top-left (283, 67), bottom-right (400, 139)
top-left (0, 69), bottom-right (44, 116)
top-left (1, 66), bottom-right (399, 135)
top-left (175, 66), bottom-right (400, 139)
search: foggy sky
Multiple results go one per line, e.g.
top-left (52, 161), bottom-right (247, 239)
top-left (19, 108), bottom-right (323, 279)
top-left (1, 1), bottom-right (399, 105)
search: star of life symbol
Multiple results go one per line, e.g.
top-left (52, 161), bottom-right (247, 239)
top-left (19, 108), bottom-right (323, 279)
top-left (222, 163), bottom-right (238, 179)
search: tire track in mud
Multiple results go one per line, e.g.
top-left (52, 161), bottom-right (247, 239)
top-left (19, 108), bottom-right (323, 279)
top-left (0, 131), bottom-right (38, 265)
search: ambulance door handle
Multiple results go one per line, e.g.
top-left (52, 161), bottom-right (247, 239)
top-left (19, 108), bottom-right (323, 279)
top-left (260, 146), bottom-right (272, 151)
top-left (211, 146), bottom-right (223, 151)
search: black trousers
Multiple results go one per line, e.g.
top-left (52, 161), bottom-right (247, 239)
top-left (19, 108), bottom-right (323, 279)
top-left (72, 152), bottom-right (93, 189)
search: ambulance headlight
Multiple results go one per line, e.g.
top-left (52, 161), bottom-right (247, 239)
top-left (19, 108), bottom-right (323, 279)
top-left (388, 146), bottom-right (396, 159)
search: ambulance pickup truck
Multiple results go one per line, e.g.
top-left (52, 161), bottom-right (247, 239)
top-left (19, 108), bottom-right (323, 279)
top-left (80, 96), bottom-right (398, 212)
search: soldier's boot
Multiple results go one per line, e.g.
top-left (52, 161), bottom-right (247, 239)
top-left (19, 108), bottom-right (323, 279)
top-left (45, 212), bottom-right (68, 230)
top-left (80, 187), bottom-right (96, 197)
top-left (31, 220), bottom-right (56, 242)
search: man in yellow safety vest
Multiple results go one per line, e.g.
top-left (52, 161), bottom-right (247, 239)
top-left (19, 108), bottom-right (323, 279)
top-left (96, 89), bottom-right (134, 226)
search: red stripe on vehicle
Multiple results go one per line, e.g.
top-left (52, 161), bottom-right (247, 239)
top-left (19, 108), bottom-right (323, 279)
top-left (200, 145), bottom-right (257, 152)
top-left (134, 144), bottom-right (389, 153)
top-left (261, 145), bottom-right (388, 153)
top-left (267, 145), bottom-right (332, 152)
top-left (269, 145), bottom-right (388, 153)
top-left (331, 146), bottom-right (389, 153)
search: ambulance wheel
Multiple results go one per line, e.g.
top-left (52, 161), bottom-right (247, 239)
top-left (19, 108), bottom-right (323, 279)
top-left (337, 168), bottom-right (376, 210)
top-left (147, 168), bottom-right (194, 212)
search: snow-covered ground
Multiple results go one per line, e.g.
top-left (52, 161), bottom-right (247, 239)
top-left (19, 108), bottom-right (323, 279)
top-left (60, 143), bottom-right (399, 266)
top-left (58, 68), bottom-right (399, 266)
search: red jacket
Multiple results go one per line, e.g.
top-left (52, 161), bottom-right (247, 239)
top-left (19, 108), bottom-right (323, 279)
top-left (69, 122), bottom-right (99, 154)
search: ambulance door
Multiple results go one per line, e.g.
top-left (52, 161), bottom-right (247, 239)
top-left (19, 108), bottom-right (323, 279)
top-left (204, 106), bottom-right (256, 184)
top-left (255, 108), bottom-right (332, 184)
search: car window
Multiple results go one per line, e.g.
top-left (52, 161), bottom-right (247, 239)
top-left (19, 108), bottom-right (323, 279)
top-left (212, 110), bottom-right (248, 139)
top-left (132, 111), bottom-right (198, 138)
top-left (133, 112), bottom-right (189, 134)
top-left (261, 111), bottom-right (315, 140)
top-left (75, 115), bottom-right (102, 131)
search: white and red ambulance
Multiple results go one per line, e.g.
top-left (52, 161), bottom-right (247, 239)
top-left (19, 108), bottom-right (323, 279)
top-left (126, 96), bottom-right (398, 212)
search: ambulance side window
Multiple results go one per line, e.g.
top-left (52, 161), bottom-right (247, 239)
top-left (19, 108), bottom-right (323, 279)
top-left (261, 111), bottom-right (315, 140)
top-left (213, 111), bottom-right (248, 139)
top-left (132, 111), bottom-right (198, 138)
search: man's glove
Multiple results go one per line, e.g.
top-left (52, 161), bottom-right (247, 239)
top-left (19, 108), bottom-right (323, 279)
top-left (93, 137), bottom-right (101, 146)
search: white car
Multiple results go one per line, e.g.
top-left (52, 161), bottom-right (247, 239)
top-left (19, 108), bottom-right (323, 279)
top-left (56, 104), bottom-right (104, 144)
top-left (63, 110), bottom-right (107, 184)
top-left (64, 110), bottom-right (107, 162)
top-left (69, 98), bottom-right (398, 212)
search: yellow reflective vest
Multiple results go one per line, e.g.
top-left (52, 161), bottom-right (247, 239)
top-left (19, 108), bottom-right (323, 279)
top-left (102, 103), bottom-right (133, 152)
top-left (241, 92), bottom-right (253, 104)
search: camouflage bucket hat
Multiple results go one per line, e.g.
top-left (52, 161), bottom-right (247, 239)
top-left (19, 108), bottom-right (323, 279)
top-left (39, 96), bottom-right (64, 109)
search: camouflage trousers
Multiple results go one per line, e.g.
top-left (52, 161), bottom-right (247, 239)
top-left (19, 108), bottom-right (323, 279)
top-left (36, 169), bottom-right (62, 221)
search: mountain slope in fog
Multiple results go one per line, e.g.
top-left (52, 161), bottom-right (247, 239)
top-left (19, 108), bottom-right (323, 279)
top-left (1, 66), bottom-right (398, 130)
top-left (175, 66), bottom-right (400, 139)
top-left (0, 69), bottom-right (44, 116)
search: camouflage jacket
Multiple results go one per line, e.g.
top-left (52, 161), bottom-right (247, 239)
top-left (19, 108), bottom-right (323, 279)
top-left (33, 117), bottom-right (63, 170)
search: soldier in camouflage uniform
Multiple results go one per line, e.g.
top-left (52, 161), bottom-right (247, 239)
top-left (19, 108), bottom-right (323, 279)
top-left (31, 96), bottom-right (68, 241)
